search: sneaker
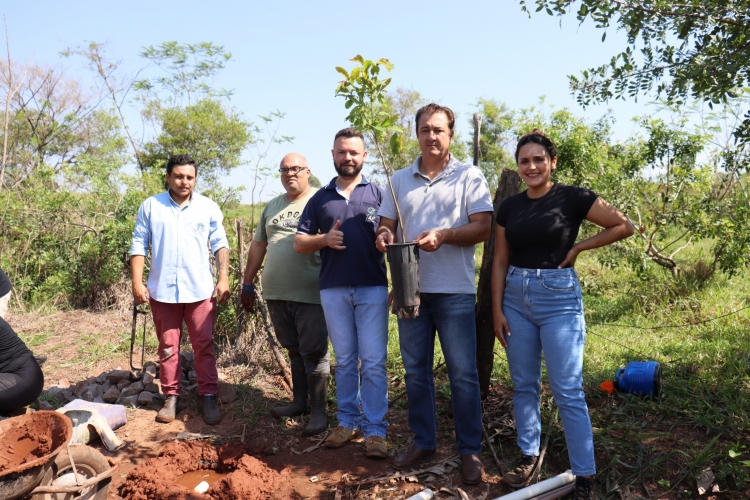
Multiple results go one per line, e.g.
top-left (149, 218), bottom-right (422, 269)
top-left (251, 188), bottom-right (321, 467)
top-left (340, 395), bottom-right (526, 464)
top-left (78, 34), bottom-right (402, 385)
top-left (365, 436), bottom-right (387, 459)
top-left (501, 454), bottom-right (536, 489)
top-left (324, 426), bottom-right (360, 448)
top-left (573, 476), bottom-right (594, 500)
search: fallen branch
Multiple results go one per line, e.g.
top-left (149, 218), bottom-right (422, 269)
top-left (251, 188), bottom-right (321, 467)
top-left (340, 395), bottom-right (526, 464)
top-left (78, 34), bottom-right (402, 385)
top-left (344, 453), bottom-right (460, 487)
top-left (30, 462), bottom-right (119, 494)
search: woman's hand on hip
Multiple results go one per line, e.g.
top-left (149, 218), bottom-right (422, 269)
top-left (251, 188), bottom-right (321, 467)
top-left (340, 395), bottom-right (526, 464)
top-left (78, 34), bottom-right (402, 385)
top-left (558, 245), bottom-right (581, 269)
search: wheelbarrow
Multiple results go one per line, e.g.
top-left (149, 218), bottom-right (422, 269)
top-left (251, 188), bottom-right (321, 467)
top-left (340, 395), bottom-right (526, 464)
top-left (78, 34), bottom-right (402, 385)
top-left (0, 411), bottom-right (118, 500)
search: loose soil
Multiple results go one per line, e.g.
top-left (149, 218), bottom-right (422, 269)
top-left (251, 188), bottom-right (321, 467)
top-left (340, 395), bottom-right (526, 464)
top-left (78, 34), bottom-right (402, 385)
top-left (0, 411), bottom-right (68, 474)
top-left (9, 308), bottom-right (741, 499)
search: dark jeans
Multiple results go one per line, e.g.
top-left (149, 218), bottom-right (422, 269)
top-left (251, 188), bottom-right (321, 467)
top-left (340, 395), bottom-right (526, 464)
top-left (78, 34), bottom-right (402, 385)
top-left (397, 293), bottom-right (483, 455)
top-left (0, 354), bottom-right (44, 414)
top-left (266, 300), bottom-right (330, 376)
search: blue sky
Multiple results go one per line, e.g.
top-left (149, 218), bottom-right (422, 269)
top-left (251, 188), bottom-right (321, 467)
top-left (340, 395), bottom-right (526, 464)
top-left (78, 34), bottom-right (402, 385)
top-left (5, 1), bottom-right (654, 201)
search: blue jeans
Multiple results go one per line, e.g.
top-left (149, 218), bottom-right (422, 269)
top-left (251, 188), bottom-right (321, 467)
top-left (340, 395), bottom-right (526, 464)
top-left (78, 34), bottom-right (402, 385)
top-left (502, 266), bottom-right (596, 476)
top-left (320, 286), bottom-right (389, 438)
top-left (398, 293), bottom-right (482, 455)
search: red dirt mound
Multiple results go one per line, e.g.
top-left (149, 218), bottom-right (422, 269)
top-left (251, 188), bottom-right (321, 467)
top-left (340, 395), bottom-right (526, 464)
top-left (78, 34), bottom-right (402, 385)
top-left (119, 440), bottom-right (293, 500)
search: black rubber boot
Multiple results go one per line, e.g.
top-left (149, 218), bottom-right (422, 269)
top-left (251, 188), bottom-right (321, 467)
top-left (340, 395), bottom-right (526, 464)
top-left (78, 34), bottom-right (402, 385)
top-left (201, 395), bottom-right (221, 425)
top-left (303, 374), bottom-right (329, 436)
top-left (156, 395), bottom-right (179, 423)
top-left (270, 365), bottom-right (309, 419)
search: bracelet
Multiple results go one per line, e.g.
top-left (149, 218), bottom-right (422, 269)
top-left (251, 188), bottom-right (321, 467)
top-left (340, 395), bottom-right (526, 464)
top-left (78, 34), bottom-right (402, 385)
top-left (242, 284), bottom-right (255, 293)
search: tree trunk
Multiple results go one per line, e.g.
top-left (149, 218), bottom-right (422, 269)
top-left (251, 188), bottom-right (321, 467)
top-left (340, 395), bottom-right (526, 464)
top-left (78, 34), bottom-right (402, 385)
top-left (476, 168), bottom-right (521, 399)
top-left (472, 113), bottom-right (482, 167)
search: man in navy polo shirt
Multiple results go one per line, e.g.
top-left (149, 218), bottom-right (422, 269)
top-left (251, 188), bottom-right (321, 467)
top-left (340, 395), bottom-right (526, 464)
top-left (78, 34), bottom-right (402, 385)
top-left (294, 127), bottom-right (389, 459)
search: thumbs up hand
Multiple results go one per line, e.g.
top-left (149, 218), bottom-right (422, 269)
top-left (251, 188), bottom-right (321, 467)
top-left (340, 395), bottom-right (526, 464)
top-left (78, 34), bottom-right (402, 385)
top-left (325, 219), bottom-right (346, 250)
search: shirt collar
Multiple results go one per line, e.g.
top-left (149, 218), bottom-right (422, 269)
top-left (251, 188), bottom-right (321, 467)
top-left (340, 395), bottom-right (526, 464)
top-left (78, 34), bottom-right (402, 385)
top-left (324, 174), bottom-right (370, 190)
top-left (166, 189), bottom-right (194, 208)
top-left (411, 155), bottom-right (459, 181)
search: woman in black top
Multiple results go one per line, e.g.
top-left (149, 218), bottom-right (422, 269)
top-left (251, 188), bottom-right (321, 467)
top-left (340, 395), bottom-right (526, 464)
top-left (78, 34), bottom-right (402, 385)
top-left (491, 130), bottom-right (632, 498)
top-left (0, 317), bottom-right (44, 415)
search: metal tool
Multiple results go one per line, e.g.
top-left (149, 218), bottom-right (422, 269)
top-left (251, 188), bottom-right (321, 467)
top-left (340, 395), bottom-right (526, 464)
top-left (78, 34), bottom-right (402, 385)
top-left (130, 302), bottom-right (147, 373)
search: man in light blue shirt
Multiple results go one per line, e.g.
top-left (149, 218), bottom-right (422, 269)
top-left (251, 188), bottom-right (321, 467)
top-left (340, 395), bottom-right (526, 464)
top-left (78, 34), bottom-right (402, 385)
top-left (130, 154), bottom-right (230, 425)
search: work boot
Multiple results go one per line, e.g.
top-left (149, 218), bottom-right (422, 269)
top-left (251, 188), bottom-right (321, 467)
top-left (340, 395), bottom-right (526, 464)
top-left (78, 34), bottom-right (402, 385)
top-left (201, 394), bottom-right (221, 425)
top-left (303, 374), bottom-right (328, 436)
top-left (501, 454), bottom-right (536, 489)
top-left (156, 395), bottom-right (179, 423)
top-left (573, 476), bottom-right (595, 500)
top-left (365, 436), bottom-right (387, 459)
top-left (270, 365), bottom-right (309, 419)
top-left (324, 426), bottom-right (361, 448)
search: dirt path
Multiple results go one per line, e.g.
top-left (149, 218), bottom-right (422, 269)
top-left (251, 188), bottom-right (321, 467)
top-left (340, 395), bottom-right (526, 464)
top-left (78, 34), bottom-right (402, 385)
top-left (10, 309), bottom-right (519, 499)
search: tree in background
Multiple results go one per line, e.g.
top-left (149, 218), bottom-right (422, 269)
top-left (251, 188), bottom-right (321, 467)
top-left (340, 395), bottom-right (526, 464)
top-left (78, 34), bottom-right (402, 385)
top-left (469, 98), bottom-right (516, 191)
top-left (524, 0), bottom-right (750, 142)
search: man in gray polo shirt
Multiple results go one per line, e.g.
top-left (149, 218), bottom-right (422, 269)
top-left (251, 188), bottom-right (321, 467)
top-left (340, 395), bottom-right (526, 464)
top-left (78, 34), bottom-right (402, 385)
top-left (376, 103), bottom-right (493, 485)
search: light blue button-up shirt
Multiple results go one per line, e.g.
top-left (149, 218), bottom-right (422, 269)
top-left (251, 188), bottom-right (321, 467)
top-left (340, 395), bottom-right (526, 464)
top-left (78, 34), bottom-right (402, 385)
top-left (129, 190), bottom-right (229, 304)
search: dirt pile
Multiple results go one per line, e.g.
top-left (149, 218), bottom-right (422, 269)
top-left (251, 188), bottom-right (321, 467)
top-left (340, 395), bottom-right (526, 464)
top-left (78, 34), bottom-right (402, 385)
top-left (119, 440), bottom-right (293, 500)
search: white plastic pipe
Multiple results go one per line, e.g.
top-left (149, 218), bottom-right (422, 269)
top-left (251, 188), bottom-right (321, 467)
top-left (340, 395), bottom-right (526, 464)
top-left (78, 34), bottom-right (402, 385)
top-left (405, 489), bottom-right (434, 500)
top-left (493, 470), bottom-right (575, 500)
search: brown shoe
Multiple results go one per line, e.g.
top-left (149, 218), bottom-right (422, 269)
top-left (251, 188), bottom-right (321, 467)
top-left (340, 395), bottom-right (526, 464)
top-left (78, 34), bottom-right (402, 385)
top-left (501, 454), bottom-right (536, 489)
top-left (365, 436), bottom-right (387, 459)
top-left (392, 445), bottom-right (436, 470)
top-left (324, 426), bottom-right (360, 448)
top-left (461, 453), bottom-right (484, 485)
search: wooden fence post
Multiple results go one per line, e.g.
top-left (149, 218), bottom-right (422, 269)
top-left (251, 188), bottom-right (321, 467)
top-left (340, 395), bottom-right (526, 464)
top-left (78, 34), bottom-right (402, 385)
top-left (475, 168), bottom-right (521, 399)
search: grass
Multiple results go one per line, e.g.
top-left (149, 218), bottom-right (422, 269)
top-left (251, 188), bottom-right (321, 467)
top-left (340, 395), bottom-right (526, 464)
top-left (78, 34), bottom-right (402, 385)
top-left (491, 247), bottom-right (750, 497)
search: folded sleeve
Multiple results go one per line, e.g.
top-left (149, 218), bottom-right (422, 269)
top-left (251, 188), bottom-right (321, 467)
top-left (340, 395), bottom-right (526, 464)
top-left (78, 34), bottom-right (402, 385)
top-left (208, 202), bottom-right (230, 254)
top-left (129, 201), bottom-right (151, 257)
top-left (465, 168), bottom-right (494, 216)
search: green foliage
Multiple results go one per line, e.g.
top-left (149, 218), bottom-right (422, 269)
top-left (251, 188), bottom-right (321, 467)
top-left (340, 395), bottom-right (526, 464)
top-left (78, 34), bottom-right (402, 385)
top-left (470, 99), bottom-right (520, 191)
top-left (141, 98), bottom-right (253, 184)
top-left (136, 41), bottom-right (233, 105)
top-left (523, 0), bottom-right (750, 143)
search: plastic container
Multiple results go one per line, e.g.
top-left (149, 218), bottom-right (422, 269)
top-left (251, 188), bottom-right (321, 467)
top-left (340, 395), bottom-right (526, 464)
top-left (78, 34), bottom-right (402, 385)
top-left (386, 243), bottom-right (420, 318)
top-left (614, 361), bottom-right (662, 397)
top-left (58, 400), bottom-right (127, 430)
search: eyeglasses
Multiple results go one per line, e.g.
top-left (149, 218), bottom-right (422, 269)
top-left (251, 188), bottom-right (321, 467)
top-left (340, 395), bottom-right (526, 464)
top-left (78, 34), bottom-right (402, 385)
top-left (279, 166), bottom-right (308, 175)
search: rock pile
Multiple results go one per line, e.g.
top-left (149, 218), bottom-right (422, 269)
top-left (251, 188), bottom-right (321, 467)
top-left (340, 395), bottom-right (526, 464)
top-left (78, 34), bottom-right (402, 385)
top-left (39, 352), bottom-right (237, 410)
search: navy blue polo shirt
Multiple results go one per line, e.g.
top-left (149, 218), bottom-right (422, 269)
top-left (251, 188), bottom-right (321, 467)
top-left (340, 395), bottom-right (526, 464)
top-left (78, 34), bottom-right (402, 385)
top-left (297, 176), bottom-right (387, 290)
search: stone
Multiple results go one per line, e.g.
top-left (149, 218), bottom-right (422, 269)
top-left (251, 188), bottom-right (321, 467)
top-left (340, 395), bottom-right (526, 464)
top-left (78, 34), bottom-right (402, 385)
top-left (119, 381), bottom-right (144, 398)
top-left (117, 395), bottom-right (138, 407)
top-left (106, 370), bottom-right (132, 384)
top-left (117, 379), bottom-right (131, 390)
top-left (61, 389), bottom-right (74, 402)
top-left (73, 380), bottom-right (89, 398)
top-left (93, 396), bottom-right (105, 404)
top-left (144, 360), bottom-right (158, 376)
top-left (39, 401), bottom-right (54, 411)
top-left (180, 380), bottom-right (191, 389)
top-left (142, 371), bottom-right (155, 385)
top-left (80, 390), bottom-right (94, 402)
top-left (57, 378), bottom-right (70, 389)
top-left (87, 384), bottom-right (102, 398)
top-left (188, 370), bottom-right (197, 384)
top-left (179, 351), bottom-right (195, 371)
top-left (144, 382), bottom-right (160, 394)
top-left (96, 372), bottom-right (108, 384)
top-left (137, 391), bottom-right (157, 405)
top-left (217, 382), bottom-right (237, 404)
top-left (46, 386), bottom-right (62, 396)
top-left (130, 370), bottom-right (143, 382)
top-left (102, 386), bottom-right (120, 403)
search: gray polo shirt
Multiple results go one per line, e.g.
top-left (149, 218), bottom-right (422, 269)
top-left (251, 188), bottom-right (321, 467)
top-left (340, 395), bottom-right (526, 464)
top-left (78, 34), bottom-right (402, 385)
top-left (378, 156), bottom-right (493, 294)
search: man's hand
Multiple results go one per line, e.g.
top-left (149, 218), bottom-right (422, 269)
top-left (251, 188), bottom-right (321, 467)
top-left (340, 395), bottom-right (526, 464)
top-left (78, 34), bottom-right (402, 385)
top-left (214, 279), bottom-right (231, 303)
top-left (240, 287), bottom-right (256, 312)
top-left (376, 230), bottom-right (394, 252)
top-left (324, 219), bottom-right (346, 250)
top-left (133, 282), bottom-right (150, 305)
top-left (414, 229), bottom-right (445, 252)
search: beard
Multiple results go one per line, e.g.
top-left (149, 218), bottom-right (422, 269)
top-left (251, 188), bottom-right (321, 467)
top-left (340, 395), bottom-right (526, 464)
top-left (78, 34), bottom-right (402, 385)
top-left (333, 159), bottom-right (363, 179)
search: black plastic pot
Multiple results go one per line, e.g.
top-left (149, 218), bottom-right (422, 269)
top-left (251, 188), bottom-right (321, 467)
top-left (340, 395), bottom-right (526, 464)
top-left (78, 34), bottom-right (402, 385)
top-left (386, 242), bottom-right (420, 318)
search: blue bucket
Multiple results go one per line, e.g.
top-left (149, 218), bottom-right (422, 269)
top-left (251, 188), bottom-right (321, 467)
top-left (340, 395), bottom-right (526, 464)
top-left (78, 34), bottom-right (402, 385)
top-left (614, 361), bottom-right (662, 397)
